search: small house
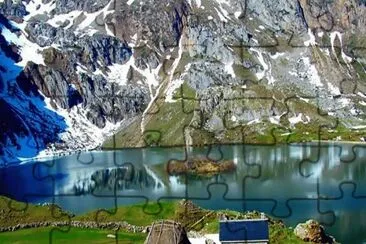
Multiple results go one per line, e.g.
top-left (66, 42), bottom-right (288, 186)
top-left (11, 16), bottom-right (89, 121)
top-left (145, 220), bottom-right (191, 244)
top-left (219, 218), bottom-right (269, 243)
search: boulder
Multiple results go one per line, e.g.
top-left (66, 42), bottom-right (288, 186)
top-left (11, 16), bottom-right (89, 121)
top-left (205, 239), bottom-right (216, 244)
top-left (294, 220), bottom-right (336, 243)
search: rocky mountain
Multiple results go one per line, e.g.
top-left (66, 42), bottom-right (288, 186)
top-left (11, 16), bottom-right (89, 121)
top-left (1, 0), bottom-right (366, 164)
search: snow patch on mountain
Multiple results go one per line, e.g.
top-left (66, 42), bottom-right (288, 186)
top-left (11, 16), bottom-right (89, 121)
top-left (47, 11), bottom-right (82, 28)
top-left (327, 82), bottom-right (341, 96)
top-left (288, 113), bottom-right (310, 125)
top-left (40, 94), bottom-right (123, 155)
top-left (165, 36), bottom-right (185, 103)
top-left (2, 25), bottom-right (45, 66)
top-left (224, 60), bottom-right (235, 78)
top-left (330, 31), bottom-right (353, 65)
top-left (250, 48), bottom-right (276, 84)
top-left (301, 57), bottom-right (322, 87)
top-left (23, 0), bottom-right (55, 22)
top-left (165, 63), bottom-right (191, 103)
top-left (269, 115), bottom-right (282, 125)
top-left (127, 0), bottom-right (136, 5)
top-left (304, 28), bottom-right (317, 47)
top-left (0, 10), bottom-right (139, 163)
top-left (88, 58), bottom-right (135, 87)
top-left (187, 0), bottom-right (201, 8)
top-left (77, 0), bottom-right (115, 36)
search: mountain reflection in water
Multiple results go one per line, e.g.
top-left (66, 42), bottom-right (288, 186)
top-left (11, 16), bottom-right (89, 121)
top-left (1, 143), bottom-right (366, 243)
top-left (72, 164), bottom-right (165, 195)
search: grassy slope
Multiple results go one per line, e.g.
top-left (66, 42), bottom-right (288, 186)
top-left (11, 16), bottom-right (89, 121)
top-left (103, 81), bottom-right (199, 148)
top-left (74, 201), bottom-right (178, 226)
top-left (103, 116), bottom-right (143, 148)
top-left (103, 33), bottom-right (366, 149)
top-left (104, 81), bottom-right (366, 148)
top-left (0, 197), bottom-right (305, 244)
top-left (0, 196), bottom-right (70, 228)
top-left (0, 227), bottom-right (146, 244)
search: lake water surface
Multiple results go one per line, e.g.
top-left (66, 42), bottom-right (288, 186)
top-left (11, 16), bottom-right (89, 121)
top-left (1, 143), bottom-right (366, 243)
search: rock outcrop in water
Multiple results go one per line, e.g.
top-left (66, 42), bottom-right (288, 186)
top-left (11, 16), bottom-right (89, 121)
top-left (167, 158), bottom-right (236, 176)
top-left (294, 219), bottom-right (337, 243)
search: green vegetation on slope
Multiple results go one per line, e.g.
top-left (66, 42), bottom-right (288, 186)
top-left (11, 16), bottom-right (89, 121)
top-left (75, 201), bottom-right (178, 226)
top-left (0, 196), bottom-right (70, 228)
top-left (0, 227), bottom-right (146, 244)
top-left (103, 81), bottom-right (198, 148)
top-left (142, 99), bottom-right (197, 146)
top-left (0, 197), bottom-right (307, 244)
top-left (101, 36), bottom-right (366, 149)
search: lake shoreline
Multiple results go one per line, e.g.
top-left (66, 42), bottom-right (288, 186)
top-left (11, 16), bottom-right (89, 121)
top-left (8, 139), bottom-right (366, 166)
top-left (0, 144), bottom-right (361, 243)
top-left (311, 140), bottom-right (366, 145)
top-left (0, 196), bottom-right (337, 243)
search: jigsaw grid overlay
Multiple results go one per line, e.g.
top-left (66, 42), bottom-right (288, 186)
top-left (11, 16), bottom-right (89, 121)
top-left (1, 0), bottom-right (366, 243)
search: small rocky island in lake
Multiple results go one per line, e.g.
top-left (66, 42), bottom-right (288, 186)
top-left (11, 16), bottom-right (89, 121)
top-left (167, 158), bottom-right (236, 176)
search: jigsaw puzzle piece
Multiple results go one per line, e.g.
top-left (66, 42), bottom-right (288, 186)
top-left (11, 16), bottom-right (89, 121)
top-left (100, 41), bottom-right (200, 149)
top-left (306, 78), bottom-right (366, 165)
top-left (278, 198), bottom-right (334, 227)
top-left (288, 0), bottom-right (366, 54)
top-left (93, 146), bottom-right (194, 218)
top-left (178, 142), bottom-right (337, 224)
top-left (283, 95), bottom-right (337, 141)
top-left (334, 78), bottom-right (366, 163)
top-left (30, 154), bottom-right (136, 203)
top-left (222, 95), bottom-right (290, 146)
top-left (17, 155), bottom-right (146, 240)
top-left (187, 0), bottom-right (278, 47)
top-left (75, 153), bottom-right (162, 212)
top-left (0, 81), bottom-right (69, 165)
top-left (178, 143), bottom-right (272, 220)
top-left (241, 168), bottom-right (337, 226)
top-left (140, 80), bottom-right (202, 147)
top-left (315, 178), bottom-right (366, 243)
top-left (277, 95), bottom-right (342, 177)
top-left (0, 194), bottom-right (73, 243)
top-left (184, 182), bottom-right (278, 236)
top-left (0, 160), bottom-right (74, 240)
top-left (239, 146), bottom-right (314, 217)
top-left (93, 0), bottom-right (188, 47)
top-left (221, 6), bottom-right (280, 49)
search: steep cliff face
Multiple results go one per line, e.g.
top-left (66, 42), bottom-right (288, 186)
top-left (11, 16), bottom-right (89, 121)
top-left (1, 0), bottom-right (366, 163)
top-left (0, 18), bottom-right (67, 163)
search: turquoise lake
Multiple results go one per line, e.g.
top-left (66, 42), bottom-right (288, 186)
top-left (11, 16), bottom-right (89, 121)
top-left (1, 143), bottom-right (366, 243)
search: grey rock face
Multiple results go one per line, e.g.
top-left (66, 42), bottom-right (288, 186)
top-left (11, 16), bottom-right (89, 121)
top-left (21, 63), bottom-right (71, 109)
top-left (0, 0), bottom-right (28, 21)
top-left (11, 0), bottom-right (193, 137)
top-left (20, 19), bottom-right (149, 129)
top-left (111, 0), bottom-right (190, 50)
top-left (25, 22), bottom-right (132, 67)
top-left (1, 0), bottom-right (366, 160)
top-left (187, 62), bottom-right (238, 90)
top-left (54, 0), bottom-right (111, 14)
top-left (20, 61), bottom-right (149, 129)
top-left (247, 0), bottom-right (304, 32)
top-left (299, 0), bottom-right (366, 33)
